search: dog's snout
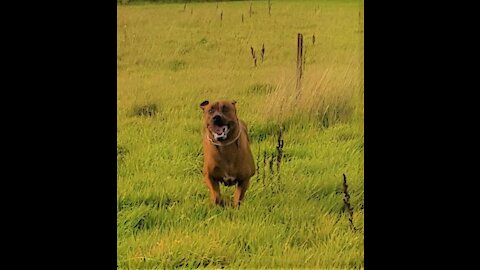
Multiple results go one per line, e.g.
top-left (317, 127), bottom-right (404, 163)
top-left (213, 115), bottom-right (222, 124)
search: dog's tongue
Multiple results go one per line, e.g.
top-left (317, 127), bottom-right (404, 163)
top-left (214, 126), bottom-right (225, 135)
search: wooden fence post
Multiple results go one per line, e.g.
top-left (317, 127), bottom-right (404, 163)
top-left (296, 33), bottom-right (304, 92)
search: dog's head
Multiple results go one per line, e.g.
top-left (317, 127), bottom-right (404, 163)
top-left (200, 100), bottom-right (238, 142)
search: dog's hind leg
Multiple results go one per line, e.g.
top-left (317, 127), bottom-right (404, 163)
top-left (234, 178), bottom-right (250, 207)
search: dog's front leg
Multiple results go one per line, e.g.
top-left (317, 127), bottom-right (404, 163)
top-left (234, 178), bottom-right (250, 207)
top-left (204, 174), bottom-right (223, 206)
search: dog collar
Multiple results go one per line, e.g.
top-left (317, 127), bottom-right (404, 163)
top-left (206, 128), bottom-right (242, 146)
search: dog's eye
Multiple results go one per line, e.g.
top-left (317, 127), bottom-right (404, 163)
top-left (222, 106), bottom-right (229, 113)
top-left (208, 108), bottom-right (215, 114)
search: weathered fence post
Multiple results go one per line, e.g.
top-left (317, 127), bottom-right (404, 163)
top-left (123, 24), bottom-right (127, 44)
top-left (261, 43), bottom-right (265, 63)
top-left (296, 33), bottom-right (304, 92)
top-left (251, 46), bottom-right (257, 67)
top-left (249, 1), bottom-right (253, 17)
top-left (359, 11), bottom-right (362, 31)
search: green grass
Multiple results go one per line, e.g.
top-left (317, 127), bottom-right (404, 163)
top-left (117, 0), bottom-right (364, 268)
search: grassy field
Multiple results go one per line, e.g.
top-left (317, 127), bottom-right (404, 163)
top-left (117, 0), bottom-right (364, 268)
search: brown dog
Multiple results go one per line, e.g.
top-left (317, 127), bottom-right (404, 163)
top-left (200, 100), bottom-right (255, 207)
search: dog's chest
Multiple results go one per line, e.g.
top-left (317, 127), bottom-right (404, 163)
top-left (219, 173), bottom-right (237, 186)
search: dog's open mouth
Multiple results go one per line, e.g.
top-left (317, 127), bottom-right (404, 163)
top-left (211, 125), bottom-right (229, 141)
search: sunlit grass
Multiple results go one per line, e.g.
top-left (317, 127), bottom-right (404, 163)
top-left (118, 0), bottom-right (363, 268)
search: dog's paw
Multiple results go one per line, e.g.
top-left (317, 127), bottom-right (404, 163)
top-left (213, 197), bottom-right (226, 207)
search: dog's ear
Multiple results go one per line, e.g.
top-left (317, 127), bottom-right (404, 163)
top-left (200, 100), bottom-right (209, 110)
